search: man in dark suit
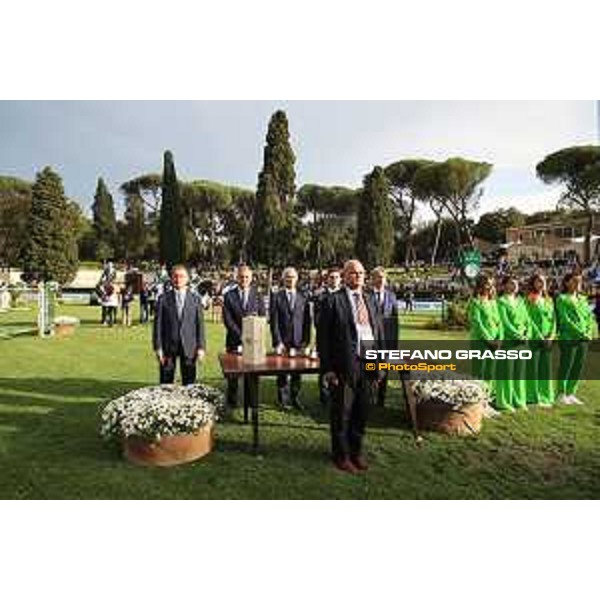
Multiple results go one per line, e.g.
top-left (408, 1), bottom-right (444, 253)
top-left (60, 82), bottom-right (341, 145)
top-left (369, 266), bottom-right (399, 406)
top-left (319, 259), bottom-right (383, 474)
top-left (222, 265), bottom-right (266, 407)
top-left (314, 267), bottom-right (342, 404)
top-left (152, 265), bottom-right (206, 385)
top-left (270, 267), bottom-right (311, 410)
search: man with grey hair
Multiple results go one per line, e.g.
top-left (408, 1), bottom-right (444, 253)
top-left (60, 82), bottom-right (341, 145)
top-left (269, 266), bottom-right (311, 410)
top-left (369, 266), bottom-right (399, 406)
top-left (318, 259), bottom-right (383, 473)
top-left (153, 265), bottom-right (206, 385)
top-left (222, 264), bottom-right (265, 408)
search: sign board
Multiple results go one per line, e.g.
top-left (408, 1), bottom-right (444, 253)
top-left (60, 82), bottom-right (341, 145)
top-left (456, 249), bottom-right (481, 280)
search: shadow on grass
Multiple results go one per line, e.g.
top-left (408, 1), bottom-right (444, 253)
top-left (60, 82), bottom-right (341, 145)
top-left (0, 377), bottom-right (150, 399)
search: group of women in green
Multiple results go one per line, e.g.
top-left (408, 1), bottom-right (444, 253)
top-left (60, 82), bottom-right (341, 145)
top-left (468, 271), bottom-right (594, 411)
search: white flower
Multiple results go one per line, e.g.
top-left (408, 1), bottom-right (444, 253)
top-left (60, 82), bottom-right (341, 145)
top-left (100, 384), bottom-right (225, 442)
top-left (413, 379), bottom-right (489, 407)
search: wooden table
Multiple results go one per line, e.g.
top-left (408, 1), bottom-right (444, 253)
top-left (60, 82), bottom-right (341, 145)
top-left (218, 352), bottom-right (421, 453)
top-left (218, 353), bottom-right (321, 453)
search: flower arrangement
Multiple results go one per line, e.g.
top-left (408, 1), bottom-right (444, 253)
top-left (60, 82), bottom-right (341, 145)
top-left (100, 384), bottom-right (225, 443)
top-left (413, 379), bottom-right (489, 407)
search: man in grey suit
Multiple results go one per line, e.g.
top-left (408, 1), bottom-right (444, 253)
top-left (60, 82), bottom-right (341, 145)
top-left (153, 265), bottom-right (206, 385)
top-left (270, 267), bottom-right (311, 409)
top-left (369, 266), bottom-right (399, 406)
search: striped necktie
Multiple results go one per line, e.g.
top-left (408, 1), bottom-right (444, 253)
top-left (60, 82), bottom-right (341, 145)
top-left (353, 292), bottom-right (369, 325)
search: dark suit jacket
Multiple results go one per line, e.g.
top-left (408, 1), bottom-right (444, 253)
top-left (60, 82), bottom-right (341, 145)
top-left (153, 289), bottom-right (206, 360)
top-left (269, 289), bottom-right (311, 349)
top-left (318, 287), bottom-right (383, 381)
top-left (369, 288), bottom-right (399, 350)
top-left (223, 286), bottom-right (266, 350)
top-left (313, 288), bottom-right (334, 352)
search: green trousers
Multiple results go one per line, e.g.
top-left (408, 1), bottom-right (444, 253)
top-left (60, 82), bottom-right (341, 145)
top-left (471, 340), bottom-right (496, 397)
top-left (557, 341), bottom-right (588, 396)
top-left (525, 341), bottom-right (555, 405)
top-left (495, 341), bottom-right (527, 410)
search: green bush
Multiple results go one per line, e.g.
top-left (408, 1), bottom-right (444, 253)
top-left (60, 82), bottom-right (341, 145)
top-left (445, 299), bottom-right (468, 328)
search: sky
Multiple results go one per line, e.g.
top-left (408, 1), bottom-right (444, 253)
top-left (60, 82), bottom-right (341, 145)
top-left (0, 100), bottom-right (598, 221)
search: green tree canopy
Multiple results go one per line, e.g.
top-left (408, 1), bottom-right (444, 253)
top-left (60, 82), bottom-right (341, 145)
top-left (262, 109), bottom-right (296, 206)
top-left (474, 207), bottom-right (526, 244)
top-left (249, 110), bottom-right (297, 268)
top-left (355, 166), bottom-right (393, 269)
top-left (413, 157), bottom-right (493, 248)
top-left (120, 173), bottom-right (162, 213)
top-left (21, 167), bottom-right (79, 284)
top-left (92, 177), bottom-right (117, 261)
top-left (182, 180), bottom-right (234, 265)
top-left (123, 193), bottom-right (147, 260)
top-left (0, 176), bottom-right (32, 269)
top-left (296, 184), bottom-right (358, 268)
top-left (384, 158), bottom-right (435, 265)
top-left (159, 151), bottom-right (186, 268)
top-left (536, 145), bottom-right (600, 263)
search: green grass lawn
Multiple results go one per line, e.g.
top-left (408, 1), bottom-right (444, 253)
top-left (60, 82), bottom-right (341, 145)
top-left (0, 305), bottom-right (598, 499)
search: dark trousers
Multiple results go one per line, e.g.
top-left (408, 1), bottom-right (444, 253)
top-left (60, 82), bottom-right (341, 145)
top-left (227, 375), bottom-right (250, 407)
top-left (140, 302), bottom-right (149, 324)
top-left (159, 345), bottom-right (197, 385)
top-left (330, 371), bottom-right (373, 460)
top-left (376, 372), bottom-right (388, 406)
top-left (106, 306), bottom-right (117, 326)
top-left (319, 373), bottom-right (332, 404)
top-left (277, 374), bottom-right (301, 405)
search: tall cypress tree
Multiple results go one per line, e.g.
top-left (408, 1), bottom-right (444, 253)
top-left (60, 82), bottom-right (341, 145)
top-left (159, 150), bottom-right (185, 268)
top-left (124, 194), bottom-right (146, 260)
top-left (262, 110), bottom-right (296, 205)
top-left (21, 166), bottom-right (79, 284)
top-left (250, 171), bottom-right (285, 266)
top-left (355, 166), bottom-right (393, 269)
top-left (249, 110), bottom-right (296, 266)
top-left (92, 177), bottom-right (117, 261)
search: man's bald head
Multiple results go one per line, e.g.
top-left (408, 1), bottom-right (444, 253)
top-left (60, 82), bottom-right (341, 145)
top-left (343, 259), bottom-right (366, 291)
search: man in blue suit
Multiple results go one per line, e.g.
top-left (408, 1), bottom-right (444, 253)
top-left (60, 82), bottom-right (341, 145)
top-left (270, 267), bottom-right (311, 410)
top-left (153, 265), bottom-right (206, 385)
top-left (222, 265), bottom-right (266, 407)
top-left (369, 266), bottom-right (399, 406)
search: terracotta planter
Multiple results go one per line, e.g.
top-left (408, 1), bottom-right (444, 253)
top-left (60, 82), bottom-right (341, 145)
top-left (123, 424), bottom-right (215, 467)
top-left (55, 323), bottom-right (76, 337)
top-left (416, 400), bottom-right (483, 436)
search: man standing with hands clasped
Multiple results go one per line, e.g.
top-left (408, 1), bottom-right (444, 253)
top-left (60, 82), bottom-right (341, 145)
top-left (270, 266), bottom-right (311, 410)
top-left (153, 264), bottom-right (206, 385)
top-left (318, 259), bottom-right (383, 474)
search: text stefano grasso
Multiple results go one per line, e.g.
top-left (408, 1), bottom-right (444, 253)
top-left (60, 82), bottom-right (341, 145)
top-left (363, 349), bottom-right (533, 361)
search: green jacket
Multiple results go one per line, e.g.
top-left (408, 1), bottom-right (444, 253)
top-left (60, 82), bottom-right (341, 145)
top-left (556, 293), bottom-right (593, 340)
top-left (498, 295), bottom-right (529, 341)
top-left (468, 297), bottom-right (501, 341)
top-left (525, 295), bottom-right (556, 340)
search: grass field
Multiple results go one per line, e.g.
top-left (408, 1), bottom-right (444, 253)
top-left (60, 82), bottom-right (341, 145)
top-left (0, 304), bottom-right (598, 499)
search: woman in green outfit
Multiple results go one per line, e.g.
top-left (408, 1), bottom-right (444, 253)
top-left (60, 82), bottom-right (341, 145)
top-left (524, 274), bottom-right (555, 407)
top-left (555, 272), bottom-right (593, 406)
top-left (496, 276), bottom-right (530, 411)
top-left (468, 274), bottom-right (501, 395)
